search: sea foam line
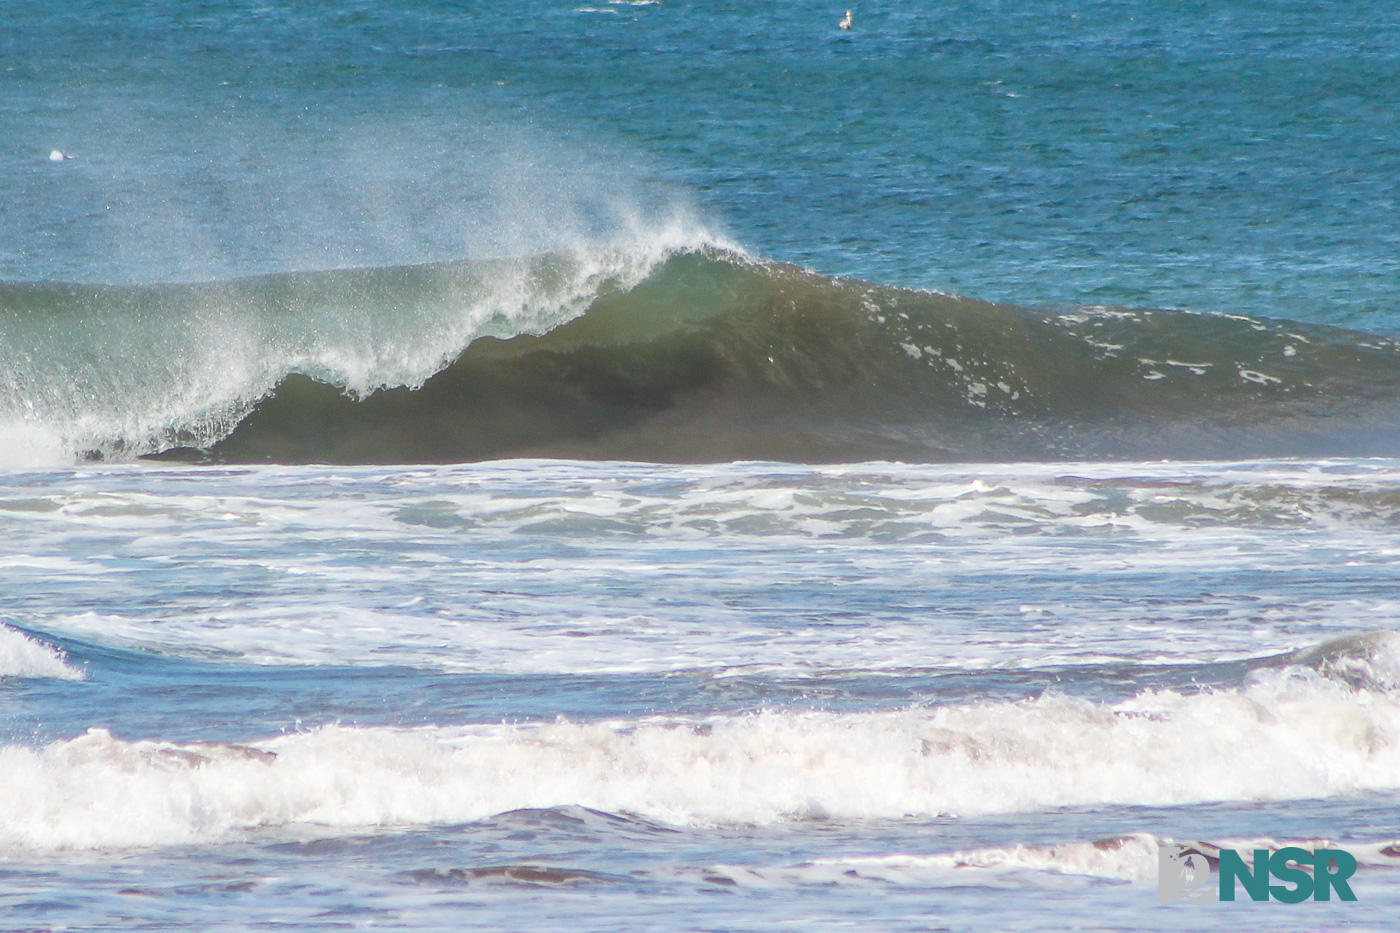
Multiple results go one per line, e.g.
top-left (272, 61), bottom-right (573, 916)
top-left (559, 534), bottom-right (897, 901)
top-left (701, 835), bottom-right (1400, 888)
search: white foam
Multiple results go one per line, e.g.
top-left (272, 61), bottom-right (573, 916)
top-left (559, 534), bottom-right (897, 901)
top-left (0, 421), bottom-right (68, 470)
top-left (6, 667), bottom-right (1400, 851)
top-left (705, 836), bottom-right (1162, 888)
top-left (0, 624), bottom-right (84, 681)
top-left (14, 460), bottom-right (1400, 675)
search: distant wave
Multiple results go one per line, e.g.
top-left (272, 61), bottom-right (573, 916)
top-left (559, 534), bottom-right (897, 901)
top-left (7, 244), bottom-right (1400, 466)
top-left (3, 631), bottom-right (1400, 851)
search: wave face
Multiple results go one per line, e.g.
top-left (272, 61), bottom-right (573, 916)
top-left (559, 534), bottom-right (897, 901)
top-left (9, 246), bottom-right (1400, 466)
top-left (210, 250), bottom-right (1400, 463)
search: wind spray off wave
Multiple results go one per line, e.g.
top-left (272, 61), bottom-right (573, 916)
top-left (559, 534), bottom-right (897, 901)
top-left (0, 217), bottom-right (726, 468)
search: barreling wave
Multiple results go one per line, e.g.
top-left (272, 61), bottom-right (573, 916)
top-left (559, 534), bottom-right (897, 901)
top-left (0, 220), bottom-right (718, 468)
top-left (7, 243), bottom-right (1400, 466)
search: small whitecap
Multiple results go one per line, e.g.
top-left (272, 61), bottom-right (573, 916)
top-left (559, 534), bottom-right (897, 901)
top-left (0, 624), bottom-right (84, 681)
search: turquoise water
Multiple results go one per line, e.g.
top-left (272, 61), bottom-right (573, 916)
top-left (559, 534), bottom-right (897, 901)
top-left (4, 2), bottom-right (1400, 930)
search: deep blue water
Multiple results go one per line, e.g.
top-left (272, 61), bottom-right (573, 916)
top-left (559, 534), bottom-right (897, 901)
top-left (4, 1), bottom-right (1398, 323)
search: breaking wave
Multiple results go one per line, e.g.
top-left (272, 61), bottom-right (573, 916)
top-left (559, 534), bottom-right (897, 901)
top-left (0, 623), bottom-right (84, 682)
top-left (0, 221), bottom-right (721, 468)
top-left (6, 632), bottom-right (1400, 851)
top-left (7, 244), bottom-right (1400, 467)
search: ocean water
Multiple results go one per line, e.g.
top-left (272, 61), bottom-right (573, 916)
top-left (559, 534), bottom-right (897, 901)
top-left (3, 1), bottom-right (1400, 930)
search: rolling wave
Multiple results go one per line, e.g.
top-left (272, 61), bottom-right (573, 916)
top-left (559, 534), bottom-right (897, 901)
top-left (205, 249), bottom-right (1400, 463)
top-left (7, 244), bottom-right (1400, 466)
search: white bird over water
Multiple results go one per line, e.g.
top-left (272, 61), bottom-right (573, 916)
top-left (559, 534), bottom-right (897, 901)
top-left (839, 10), bottom-right (852, 30)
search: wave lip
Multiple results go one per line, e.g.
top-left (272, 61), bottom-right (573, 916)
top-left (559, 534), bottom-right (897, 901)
top-left (4, 635), bottom-right (1400, 852)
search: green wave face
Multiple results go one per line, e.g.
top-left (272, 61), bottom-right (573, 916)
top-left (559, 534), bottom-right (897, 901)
top-left (210, 250), bottom-right (1400, 464)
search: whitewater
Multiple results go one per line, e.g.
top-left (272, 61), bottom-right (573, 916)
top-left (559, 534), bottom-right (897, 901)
top-left (5, 1), bottom-right (1400, 931)
top-left (6, 458), bottom-right (1400, 930)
